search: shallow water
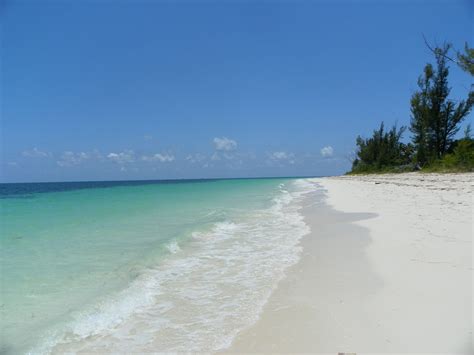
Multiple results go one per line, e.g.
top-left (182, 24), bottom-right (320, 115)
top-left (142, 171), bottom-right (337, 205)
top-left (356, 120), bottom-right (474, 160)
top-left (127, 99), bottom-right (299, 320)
top-left (0, 178), bottom-right (317, 353)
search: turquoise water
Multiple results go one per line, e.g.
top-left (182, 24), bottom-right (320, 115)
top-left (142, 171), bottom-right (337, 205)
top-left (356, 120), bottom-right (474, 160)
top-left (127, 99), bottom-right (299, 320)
top-left (0, 178), bottom-right (315, 353)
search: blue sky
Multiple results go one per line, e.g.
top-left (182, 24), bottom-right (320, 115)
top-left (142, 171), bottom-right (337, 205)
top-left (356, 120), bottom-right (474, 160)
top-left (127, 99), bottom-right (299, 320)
top-left (1, 0), bottom-right (472, 182)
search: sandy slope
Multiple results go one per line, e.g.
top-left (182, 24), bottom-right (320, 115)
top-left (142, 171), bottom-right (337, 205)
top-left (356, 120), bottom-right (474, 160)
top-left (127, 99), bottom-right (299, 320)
top-left (227, 173), bottom-right (473, 354)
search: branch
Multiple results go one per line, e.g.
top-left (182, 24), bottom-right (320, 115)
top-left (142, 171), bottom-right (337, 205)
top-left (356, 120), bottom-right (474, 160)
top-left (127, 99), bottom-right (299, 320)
top-left (422, 34), bottom-right (459, 64)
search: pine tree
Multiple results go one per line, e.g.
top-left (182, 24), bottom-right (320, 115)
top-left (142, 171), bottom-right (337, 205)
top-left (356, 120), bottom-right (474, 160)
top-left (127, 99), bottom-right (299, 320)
top-left (351, 123), bottom-right (411, 172)
top-left (457, 43), bottom-right (474, 76)
top-left (410, 64), bottom-right (433, 164)
top-left (410, 44), bottom-right (473, 163)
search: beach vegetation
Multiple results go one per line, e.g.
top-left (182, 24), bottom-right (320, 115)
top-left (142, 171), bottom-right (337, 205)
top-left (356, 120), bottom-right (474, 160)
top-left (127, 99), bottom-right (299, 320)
top-left (410, 44), bottom-right (473, 164)
top-left (350, 123), bottom-right (414, 174)
top-left (423, 125), bottom-right (474, 172)
top-left (349, 41), bottom-right (474, 174)
top-left (456, 42), bottom-right (474, 76)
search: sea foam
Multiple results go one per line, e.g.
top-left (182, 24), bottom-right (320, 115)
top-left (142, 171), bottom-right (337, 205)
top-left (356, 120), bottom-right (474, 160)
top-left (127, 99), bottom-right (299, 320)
top-left (31, 179), bottom-right (319, 354)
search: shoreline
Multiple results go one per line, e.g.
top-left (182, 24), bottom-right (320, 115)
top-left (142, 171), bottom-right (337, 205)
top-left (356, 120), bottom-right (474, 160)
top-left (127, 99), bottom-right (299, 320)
top-left (227, 173), bottom-right (473, 354)
top-left (24, 178), bottom-right (311, 354)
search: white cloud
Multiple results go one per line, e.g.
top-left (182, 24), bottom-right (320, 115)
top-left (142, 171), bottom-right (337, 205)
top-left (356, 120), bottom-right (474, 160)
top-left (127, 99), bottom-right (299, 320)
top-left (107, 150), bottom-right (135, 164)
top-left (57, 151), bottom-right (89, 167)
top-left (7, 162), bottom-right (18, 167)
top-left (141, 153), bottom-right (175, 162)
top-left (186, 153), bottom-right (206, 163)
top-left (267, 151), bottom-right (295, 165)
top-left (213, 137), bottom-right (237, 151)
top-left (56, 150), bottom-right (102, 167)
top-left (320, 146), bottom-right (334, 158)
top-left (270, 151), bottom-right (293, 160)
top-left (144, 135), bottom-right (153, 141)
top-left (211, 151), bottom-right (237, 161)
top-left (22, 147), bottom-right (51, 158)
top-left (187, 150), bottom-right (246, 169)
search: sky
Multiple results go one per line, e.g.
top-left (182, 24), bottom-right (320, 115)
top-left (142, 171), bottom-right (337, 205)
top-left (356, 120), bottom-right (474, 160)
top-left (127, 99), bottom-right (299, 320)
top-left (1, 0), bottom-right (473, 182)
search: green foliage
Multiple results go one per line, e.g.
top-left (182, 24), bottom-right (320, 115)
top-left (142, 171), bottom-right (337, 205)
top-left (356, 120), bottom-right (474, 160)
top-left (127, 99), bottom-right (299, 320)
top-left (464, 123), bottom-right (472, 139)
top-left (351, 123), bottom-right (414, 174)
top-left (453, 138), bottom-right (474, 169)
top-left (410, 64), bottom-right (433, 164)
top-left (410, 44), bottom-right (473, 164)
top-left (422, 137), bottom-right (474, 172)
top-left (348, 40), bottom-right (473, 175)
top-left (457, 42), bottom-right (474, 76)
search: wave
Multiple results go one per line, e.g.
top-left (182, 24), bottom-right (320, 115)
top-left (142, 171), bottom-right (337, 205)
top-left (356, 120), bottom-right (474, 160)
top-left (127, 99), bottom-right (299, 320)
top-left (31, 179), bottom-right (319, 354)
top-left (165, 240), bottom-right (181, 254)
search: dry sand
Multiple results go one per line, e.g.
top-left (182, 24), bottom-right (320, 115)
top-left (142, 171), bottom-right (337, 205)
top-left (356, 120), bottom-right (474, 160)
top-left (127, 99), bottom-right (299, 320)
top-left (227, 173), bottom-right (473, 354)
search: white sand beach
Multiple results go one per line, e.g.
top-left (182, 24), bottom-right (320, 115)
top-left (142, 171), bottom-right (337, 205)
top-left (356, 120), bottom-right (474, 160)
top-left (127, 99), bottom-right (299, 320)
top-left (228, 173), bottom-right (473, 354)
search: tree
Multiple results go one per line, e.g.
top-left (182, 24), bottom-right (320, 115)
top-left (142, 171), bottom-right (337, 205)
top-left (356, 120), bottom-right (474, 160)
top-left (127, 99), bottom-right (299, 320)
top-left (423, 35), bottom-right (473, 77)
top-left (351, 122), bottom-right (412, 173)
top-left (410, 44), bottom-right (473, 164)
top-left (456, 43), bottom-right (474, 76)
top-left (410, 64), bottom-right (433, 164)
top-left (464, 123), bottom-right (472, 139)
top-left (456, 43), bottom-right (474, 115)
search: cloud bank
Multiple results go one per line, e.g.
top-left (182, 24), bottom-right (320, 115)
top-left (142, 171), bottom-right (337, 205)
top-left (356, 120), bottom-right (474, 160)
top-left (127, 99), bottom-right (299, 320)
top-left (57, 151), bottom-right (90, 167)
top-left (213, 137), bottom-right (237, 151)
top-left (22, 148), bottom-right (51, 158)
top-left (320, 146), bottom-right (334, 158)
top-left (107, 150), bottom-right (135, 164)
top-left (142, 153), bottom-right (175, 162)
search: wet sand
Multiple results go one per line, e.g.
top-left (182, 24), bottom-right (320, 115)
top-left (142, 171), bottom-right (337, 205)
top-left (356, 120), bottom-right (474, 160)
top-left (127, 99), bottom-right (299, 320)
top-left (227, 173), bottom-right (473, 354)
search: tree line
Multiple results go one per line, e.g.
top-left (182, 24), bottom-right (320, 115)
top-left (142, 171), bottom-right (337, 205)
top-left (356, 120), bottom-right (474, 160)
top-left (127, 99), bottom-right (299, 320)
top-left (350, 41), bottom-right (474, 173)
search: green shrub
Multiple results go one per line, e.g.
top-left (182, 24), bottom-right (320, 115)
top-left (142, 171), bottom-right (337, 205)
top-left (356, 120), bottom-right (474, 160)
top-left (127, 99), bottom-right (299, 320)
top-left (422, 138), bottom-right (474, 172)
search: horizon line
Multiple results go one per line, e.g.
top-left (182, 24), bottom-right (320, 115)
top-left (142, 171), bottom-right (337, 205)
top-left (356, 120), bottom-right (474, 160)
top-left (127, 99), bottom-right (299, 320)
top-left (0, 174), bottom-right (331, 185)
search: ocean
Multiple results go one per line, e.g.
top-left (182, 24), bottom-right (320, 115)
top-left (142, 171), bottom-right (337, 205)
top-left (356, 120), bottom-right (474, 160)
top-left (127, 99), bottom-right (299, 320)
top-left (0, 178), bottom-right (316, 353)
